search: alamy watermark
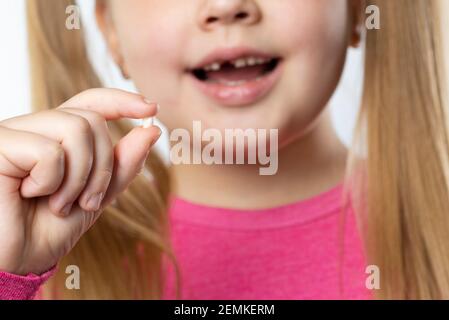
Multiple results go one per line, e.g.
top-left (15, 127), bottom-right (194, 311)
top-left (65, 5), bottom-right (81, 30)
top-left (366, 5), bottom-right (381, 30)
top-left (65, 5), bottom-right (381, 31)
top-left (169, 121), bottom-right (279, 176)
top-left (65, 265), bottom-right (81, 290)
top-left (365, 265), bottom-right (381, 290)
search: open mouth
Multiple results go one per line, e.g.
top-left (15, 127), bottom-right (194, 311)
top-left (187, 48), bottom-right (284, 106)
top-left (190, 56), bottom-right (282, 86)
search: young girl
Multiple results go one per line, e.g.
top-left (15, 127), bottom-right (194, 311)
top-left (0, 0), bottom-right (448, 300)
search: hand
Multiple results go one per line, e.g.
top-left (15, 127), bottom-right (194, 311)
top-left (0, 88), bottom-right (161, 276)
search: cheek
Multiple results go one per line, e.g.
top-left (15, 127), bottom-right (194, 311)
top-left (265, 0), bottom-right (348, 44)
top-left (111, 6), bottom-right (188, 103)
top-left (279, 1), bottom-right (349, 59)
top-left (290, 7), bottom-right (349, 97)
top-left (273, 1), bottom-right (350, 135)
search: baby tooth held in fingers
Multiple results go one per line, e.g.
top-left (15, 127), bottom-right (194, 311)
top-left (142, 117), bottom-right (154, 129)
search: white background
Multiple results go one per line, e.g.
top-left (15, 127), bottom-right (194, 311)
top-left (0, 0), bottom-right (368, 147)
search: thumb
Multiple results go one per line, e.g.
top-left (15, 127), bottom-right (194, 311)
top-left (101, 125), bottom-right (162, 207)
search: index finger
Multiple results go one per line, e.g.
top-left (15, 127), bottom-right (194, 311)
top-left (58, 88), bottom-right (159, 121)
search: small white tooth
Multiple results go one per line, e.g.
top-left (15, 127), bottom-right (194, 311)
top-left (211, 63), bottom-right (221, 71)
top-left (255, 58), bottom-right (267, 65)
top-left (247, 57), bottom-right (257, 66)
top-left (142, 117), bottom-right (154, 129)
top-left (234, 59), bottom-right (247, 68)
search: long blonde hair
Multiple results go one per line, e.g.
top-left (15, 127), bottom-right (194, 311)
top-left (27, 0), bottom-right (179, 299)
top-left (26, 0), bottom-right (449, 299)
top-left (352, 0), bottom-right (449, 299)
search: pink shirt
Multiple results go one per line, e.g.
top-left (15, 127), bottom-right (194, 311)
top-left (0, 184), bottom-right (372, 300)
top-left (164, 183), bottom-right (371, 300)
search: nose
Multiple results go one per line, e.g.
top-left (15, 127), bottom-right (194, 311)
top-left (198, 0), bottom-right (262, 31)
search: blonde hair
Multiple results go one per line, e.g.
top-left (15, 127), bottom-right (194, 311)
top-left (27, 0), bottom-right (179, 299)
top-left (26, 0), bottom-right (449, 299)
top-left (351, 0), bottom-right (449, 299)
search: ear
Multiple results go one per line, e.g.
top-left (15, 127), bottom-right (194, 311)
top-left (348, 0), bottom-right (363, 48)
top-left (95, 0), bottom-right (130, 79)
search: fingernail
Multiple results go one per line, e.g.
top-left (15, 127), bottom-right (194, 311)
top-left (143, 98), bottom-right (154, 105)
top-left (61, 203), bottom-right (73, 216)
top-left (143, 98), bottom-right (159, 111)
top-left (151, 129), bottom-right (162, 146)
top-left (86, 193), bottom-right (103, 211)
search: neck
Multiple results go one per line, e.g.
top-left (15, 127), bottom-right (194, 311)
top-left (171, 110), bottom-right (348, 209)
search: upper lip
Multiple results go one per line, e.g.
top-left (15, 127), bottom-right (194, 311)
top-left (189, 46), bottom-right (279, 71)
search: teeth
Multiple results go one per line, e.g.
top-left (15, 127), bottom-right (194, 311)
top-left (231, 57), bottom-right (269, 68)
top-left (141, 117), bottom-right (154, 129)
top-left (202, 56), bottom-right (272, 71)
top-left (234, 59), bottom-right (247, 68)
top-left (247, 57), bottom-right (257, 66)
top-left (204, 62), bottom-right (222, 71)
top-left (211, 63), bottom-right (221, 71)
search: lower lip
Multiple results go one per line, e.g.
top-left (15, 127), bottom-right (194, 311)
top-left (189, 62), bottom-right (283, 107)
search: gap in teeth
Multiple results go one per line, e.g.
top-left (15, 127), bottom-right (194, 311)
top-left (203, 57), bottom-right (271, 71)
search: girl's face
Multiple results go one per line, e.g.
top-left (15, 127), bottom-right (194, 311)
top-left (98, 0), bottom-right (358, 146)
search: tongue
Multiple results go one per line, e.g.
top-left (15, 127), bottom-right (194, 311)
top-left (206, 64), bottom-right (267, 83)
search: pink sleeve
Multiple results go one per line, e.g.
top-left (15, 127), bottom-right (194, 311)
top-left (0, 267), bottom-right (57, 300)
